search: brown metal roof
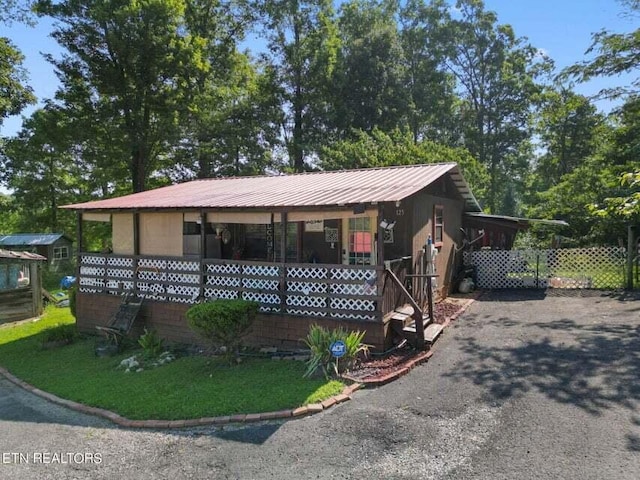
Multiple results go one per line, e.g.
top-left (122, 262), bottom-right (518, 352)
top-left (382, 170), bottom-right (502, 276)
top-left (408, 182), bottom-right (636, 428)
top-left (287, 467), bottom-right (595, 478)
top-left (0, 249), bottom-right (47, 261)
top-left (62, 163), bottom-right (481, 212)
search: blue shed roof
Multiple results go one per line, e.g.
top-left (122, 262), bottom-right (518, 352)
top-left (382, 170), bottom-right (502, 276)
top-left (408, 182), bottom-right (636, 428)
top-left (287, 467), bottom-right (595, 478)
top-left (0, 233), bottom-right (69, 247)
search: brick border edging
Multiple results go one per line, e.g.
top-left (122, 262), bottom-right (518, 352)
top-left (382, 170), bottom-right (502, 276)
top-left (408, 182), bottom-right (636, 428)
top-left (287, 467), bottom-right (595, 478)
top-left (0, 366), bottom-right (363, 429)
top-left (342, 292), bottom-right (481, 387)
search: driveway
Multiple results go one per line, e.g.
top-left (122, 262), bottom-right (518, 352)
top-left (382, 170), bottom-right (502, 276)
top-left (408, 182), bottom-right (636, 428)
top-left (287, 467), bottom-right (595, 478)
top-left (0, 290), bottom-right (639, 479)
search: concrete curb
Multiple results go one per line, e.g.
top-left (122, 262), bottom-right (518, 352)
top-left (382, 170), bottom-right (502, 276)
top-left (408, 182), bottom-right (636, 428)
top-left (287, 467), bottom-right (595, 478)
top-left (0, 366), bottom-right (362, 429)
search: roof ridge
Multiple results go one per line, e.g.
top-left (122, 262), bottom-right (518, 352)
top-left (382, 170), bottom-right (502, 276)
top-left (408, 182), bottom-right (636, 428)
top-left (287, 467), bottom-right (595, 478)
top-left (188, 162), bottom-right (458, 183)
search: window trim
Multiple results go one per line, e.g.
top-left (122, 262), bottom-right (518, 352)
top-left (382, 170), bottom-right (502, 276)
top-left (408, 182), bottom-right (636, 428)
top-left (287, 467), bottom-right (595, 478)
top-left (433, 205), bottom-right (444, 247)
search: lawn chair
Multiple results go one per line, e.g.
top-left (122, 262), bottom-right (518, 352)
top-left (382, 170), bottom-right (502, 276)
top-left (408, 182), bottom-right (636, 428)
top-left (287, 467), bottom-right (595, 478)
top-left (95, 292), bottom-right (144, 349)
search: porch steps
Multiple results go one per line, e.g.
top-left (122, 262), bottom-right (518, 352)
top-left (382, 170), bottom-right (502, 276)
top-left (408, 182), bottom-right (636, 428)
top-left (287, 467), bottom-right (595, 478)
top-left (390, 304), bottom-right (444, 346)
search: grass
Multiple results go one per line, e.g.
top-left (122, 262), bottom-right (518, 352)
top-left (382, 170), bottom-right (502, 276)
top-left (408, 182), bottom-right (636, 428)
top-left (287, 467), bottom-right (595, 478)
top-left (0, 306), bottom-right (344, 420)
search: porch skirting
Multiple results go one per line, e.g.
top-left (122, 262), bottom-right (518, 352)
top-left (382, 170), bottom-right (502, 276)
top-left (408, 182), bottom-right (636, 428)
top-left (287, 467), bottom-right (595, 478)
top-left (77, 292), bottom-right (389, 351)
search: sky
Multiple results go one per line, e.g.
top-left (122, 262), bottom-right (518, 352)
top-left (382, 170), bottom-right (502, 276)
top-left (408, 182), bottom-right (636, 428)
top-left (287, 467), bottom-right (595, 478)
top-left (0, 0), bottom-right (637, 141)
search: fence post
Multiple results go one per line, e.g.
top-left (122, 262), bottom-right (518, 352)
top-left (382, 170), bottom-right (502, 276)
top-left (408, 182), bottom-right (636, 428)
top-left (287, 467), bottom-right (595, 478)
top-left (627, 225), bottom-right (637, 290)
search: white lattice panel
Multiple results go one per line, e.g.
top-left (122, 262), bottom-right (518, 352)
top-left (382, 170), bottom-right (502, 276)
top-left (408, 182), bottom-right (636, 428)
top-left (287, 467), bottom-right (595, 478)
top-left (167, 273), bottom-right (199, 284)
top-left (80, 266), bottom-right (105, 277)
top-left (287, 266), bottom-right (329, 279)
top-left (138, 258), bottom-right (167, 270)
top-left (287, 281), bottom-right (328, 294)
top-left (106, 268), bottom-right (132, 279)
top-left (331, 268), bottom-right (376, 281)
top-left (242, 278), bottom-right (279, 291)
top-left (286, 295), bottom-right (326, 308)
top-left (204, 288), bottom-right (238, 300)
top-left (206, 276), bottom-right (241, 287)
top-left (206, 263), bottom-right (241, 275)
top-left (333, 312), bottom-right (376, 321)
top-left (242, 292), bottom-right (281, 306)
top-left (330, 297), bottom-right (376, 312)
top-left (167, 260), bottom-right (199, 272)
top-left (81, 256), bottom-right (105, 266)
top-left (107, 257), bottom-right (133, 268)
top-left (465, 247), bottom-right (627, 290)
top-left (243, 264), bottom-right (280, 277)
top-left (287, 308), bottom-right (327, 318)
top-left (330, 283), bottom-right (376, 296)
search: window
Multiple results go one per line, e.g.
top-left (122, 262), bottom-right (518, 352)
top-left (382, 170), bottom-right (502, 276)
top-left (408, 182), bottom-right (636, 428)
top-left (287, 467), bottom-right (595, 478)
top-left (433, 205), bottom-right (444, 245)
top-left (53, 246), bottom-right (69, 260)
top-left (348, 217), bottom-right (372, 265)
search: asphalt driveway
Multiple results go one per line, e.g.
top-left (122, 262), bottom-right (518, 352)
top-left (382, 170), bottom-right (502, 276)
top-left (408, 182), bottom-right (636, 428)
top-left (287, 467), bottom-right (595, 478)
top-left (1, 290), bottom-right (639, 480)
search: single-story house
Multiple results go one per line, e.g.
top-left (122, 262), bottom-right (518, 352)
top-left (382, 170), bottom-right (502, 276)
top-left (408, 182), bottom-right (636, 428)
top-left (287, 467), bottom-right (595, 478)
top-left (63, 163), bottom-right (483, 350)
top-left (0, 249), bottom-right (46, 324)
top-left (0, 233), bottom-right (73, 270)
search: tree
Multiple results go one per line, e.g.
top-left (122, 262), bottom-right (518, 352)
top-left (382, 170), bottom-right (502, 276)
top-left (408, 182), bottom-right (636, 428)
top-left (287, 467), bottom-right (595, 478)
top-left (330, 0), bottom-right (407, 137)
top-left (320, 127), bottom-right (489, 203)
top-left (36, 0), bottom-right (208, 192)
top-left (532, 87), bottom-right (604, 191)
top-left (399, 0), bottom-right (456, 144)
top-left (259, 0), bottom-right (340, 171)
top-left (2, 104), bottom-right (81, 233)
top-left (442, 0), bottom-right (549, 213)
top-left (563, 0), bottom-right (640, 99)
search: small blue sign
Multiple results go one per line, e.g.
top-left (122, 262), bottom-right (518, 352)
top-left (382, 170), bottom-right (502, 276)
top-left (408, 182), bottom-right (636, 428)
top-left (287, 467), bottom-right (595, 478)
top-left (330, 340), bottom-right (346, 358)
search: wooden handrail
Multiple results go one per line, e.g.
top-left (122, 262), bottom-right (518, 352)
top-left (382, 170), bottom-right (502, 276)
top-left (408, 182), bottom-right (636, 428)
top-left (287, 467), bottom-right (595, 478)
top-left (384, 267), bottom-right (425, 349)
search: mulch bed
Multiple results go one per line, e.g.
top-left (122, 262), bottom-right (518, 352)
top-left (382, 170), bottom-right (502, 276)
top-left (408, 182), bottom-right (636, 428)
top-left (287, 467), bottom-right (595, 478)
top-left (343, 296), bottom-right (473, 384)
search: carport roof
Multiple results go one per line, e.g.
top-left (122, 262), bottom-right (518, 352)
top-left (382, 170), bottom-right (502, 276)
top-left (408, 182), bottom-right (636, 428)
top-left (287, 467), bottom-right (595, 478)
top-left (62, 163), bottom-right (482, 212)
top-left (0, 249), bottom-right (47, 261)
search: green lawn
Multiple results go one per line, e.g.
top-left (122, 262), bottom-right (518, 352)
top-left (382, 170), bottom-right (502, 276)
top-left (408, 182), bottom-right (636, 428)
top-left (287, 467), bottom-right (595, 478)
top-left (0, 306), bottom-right (344, 420)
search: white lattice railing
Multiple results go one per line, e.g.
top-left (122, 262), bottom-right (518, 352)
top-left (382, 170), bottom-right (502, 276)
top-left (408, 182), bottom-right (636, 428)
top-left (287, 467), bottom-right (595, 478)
top-left (79, 254), bottom-right (382, 320)
top-left (464, 247), bottom-right (627, 290)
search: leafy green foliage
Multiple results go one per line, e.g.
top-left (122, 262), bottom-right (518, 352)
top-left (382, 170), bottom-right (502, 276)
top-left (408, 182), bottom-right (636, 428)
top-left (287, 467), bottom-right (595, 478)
top-left (137, 328), bottom-right (165, 359)
top-left (68, 284), bottom-right (77, 318)
top-left (186, 299), bottom-right (259, 365)
top-left (0, 37), bottom-right (35, 126)
top-left (303, 324), bottom-right (369, 379)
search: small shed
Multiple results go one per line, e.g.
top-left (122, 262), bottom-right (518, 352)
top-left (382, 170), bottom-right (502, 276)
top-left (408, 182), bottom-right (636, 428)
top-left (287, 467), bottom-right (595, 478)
top-left (0, 249), bottom-right (46, 324)
top-left (0, 234), bottom-right (73, 270)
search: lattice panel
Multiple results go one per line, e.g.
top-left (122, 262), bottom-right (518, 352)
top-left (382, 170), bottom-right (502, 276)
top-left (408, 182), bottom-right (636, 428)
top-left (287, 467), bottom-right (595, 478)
top-left (243, 265), bottom-right (280, 277)
top-left (167, 260), bottom-right (199, 272)
top-left (206, 276), bottom-right (241, 288)
top-left (242, 278), bottom-right (279, 291)
top-left (331, 268), bottom-right (376, 281)
top-left (204, 288), bottom-right (239, 300)
top-left (206, 263), bottom-right (241, 275)
top-left (330, 297), bottom-right (376, 312)
top-left (287, 281), bottom-right (328, 294)
top-left (287, 308), bottom-right (327, 318)
top-left (107, 257), bottom-right (133, 268)
top-left (166, 273), bottom-right (199, 284)
top-left (106, 268), bottom-right (132, 279)
top-left (80, 266), bottom-right (105, 277)
top-left (465, 247), bottom-right (627, 290)
top-left (287, 295), bottom-right (326, 308)
top-left (242, 292), bottom-right (281, 310)
top-left (287, 266), bottom-right (329, 279)
top-left (330, 283), bottom-right (377, 296)
top-left (138, 258), bottom-right (167, 270)
top-left (81, 255), bottom-right (106, 266)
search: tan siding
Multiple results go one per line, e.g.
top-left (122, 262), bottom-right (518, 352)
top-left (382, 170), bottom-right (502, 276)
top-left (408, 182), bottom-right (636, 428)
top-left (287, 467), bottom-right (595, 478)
top-left (139, 212), bottom-right (183, 256)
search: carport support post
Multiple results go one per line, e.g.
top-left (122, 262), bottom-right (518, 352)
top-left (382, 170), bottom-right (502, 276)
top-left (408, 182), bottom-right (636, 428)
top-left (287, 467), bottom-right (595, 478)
top-left (627, 225), bottom-right (637, 290)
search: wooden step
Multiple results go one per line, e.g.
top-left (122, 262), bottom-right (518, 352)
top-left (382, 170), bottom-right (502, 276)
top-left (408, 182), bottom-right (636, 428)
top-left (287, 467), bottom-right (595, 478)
top-left (424, 323), bottom-right (444, 343)
top-left (402, 314), bottom-right (432, 334)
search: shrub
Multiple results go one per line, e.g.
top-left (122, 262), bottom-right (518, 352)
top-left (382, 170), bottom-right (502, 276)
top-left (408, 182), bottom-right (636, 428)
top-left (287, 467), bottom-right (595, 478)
top-left (186, 299), bottom-right (259, 365)
top-left (303, 324), bottom-right (369, 379)
top-left (138, 328), bottom-right (164, 359)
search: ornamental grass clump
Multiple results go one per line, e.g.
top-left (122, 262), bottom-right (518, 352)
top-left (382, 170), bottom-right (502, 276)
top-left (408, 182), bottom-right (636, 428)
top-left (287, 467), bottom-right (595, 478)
top-left (186, 299), bottom-right (259, 365)
top-left (303, 324), bottom-right (369, 379)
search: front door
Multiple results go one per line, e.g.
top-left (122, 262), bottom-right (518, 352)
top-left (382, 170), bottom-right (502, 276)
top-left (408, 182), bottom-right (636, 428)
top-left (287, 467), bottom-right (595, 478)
top-left (342, 217), bottom-right (374, 265)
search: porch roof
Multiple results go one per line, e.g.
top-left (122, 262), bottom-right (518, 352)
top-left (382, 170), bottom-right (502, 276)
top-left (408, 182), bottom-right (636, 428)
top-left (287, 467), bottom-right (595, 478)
top-left (464, 212), bottom-right (569, 230)
top-left (62, 163), bottom-right (482, 212)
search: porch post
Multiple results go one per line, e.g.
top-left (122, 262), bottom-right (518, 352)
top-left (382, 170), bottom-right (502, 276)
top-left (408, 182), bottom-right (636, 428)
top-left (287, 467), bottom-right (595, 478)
top-left (280, 212), bottom-right (288, 313)
top-left (133, 211), bottom-right (140, 294)
top-left (76, 211), bottom-right (83, 296)
top-left (199, 210), bottom-right (206, 300)
top-left (376, 204), bottom-right (385, 266)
